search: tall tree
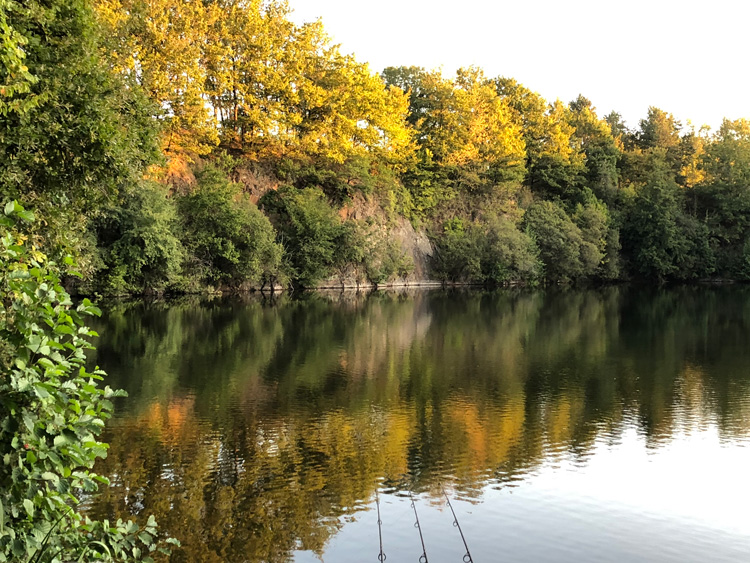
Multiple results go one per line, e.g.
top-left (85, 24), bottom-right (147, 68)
top-left (695, 119), bottom-right (750, 277)
top-left (96, 0), bottom-right (218, 155)
top-left (289, 24), bottom-right (413, 167)
top-left (203, 4), bottom-right (413, 166)
top-left (495, 78), bottom-right (584, 202)
top-left (0, 0), bottom-right (160, 263)
top-left (385, 67), bottom-right (525, 198)
top-left (203, 0), bottom-right (297, 154)
top-left (622, 155), bottom-right (713, 280)
top-left (567, 95), bottom-right (620, 204)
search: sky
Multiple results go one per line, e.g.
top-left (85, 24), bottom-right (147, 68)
top-left (289, 0), bottom-right (749, 132)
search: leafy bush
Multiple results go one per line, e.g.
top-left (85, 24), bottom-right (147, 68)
top-left (573, 199), bottom-right (619, 279)
top-left (401, 149), bottom-right (458, 219)
top-left (92, 182), bottom-right (184, 294)
top-left (0, 0), bottom-right (160, 258)
top-left (277, 156), bottom-right (399, 205)
top-left (260, 186), bottom-right (348, 287)
top-left (432, 219), bottom-right (484, 282)
top-left (622, 180), bottom-right (714, 281)
top-left (0, 202), bottom-right (176, 561)
top-left (523, 200), bottom-right (599, 282)
top-left (177, 166), bottom-right (284, 289)
top-left (353, 223), bottom-right (414, 284)
top-left (368, 239), bottom-right (414, 283)
top-left (432, 217), bottom-right (540, 284)
top-left (482, 216), bottom-right (541, 284)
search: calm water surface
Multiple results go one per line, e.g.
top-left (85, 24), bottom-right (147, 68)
top-left (86, 287), bottom-right (750, 562)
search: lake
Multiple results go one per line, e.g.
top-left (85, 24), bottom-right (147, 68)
top-left (85, 287), bottom-right (750, 562)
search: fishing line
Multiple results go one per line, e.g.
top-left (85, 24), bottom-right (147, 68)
top-left (376, 487), bottom-right (386, 562)
top-left (409, 491), bottom-right (429, 563)
top-left (441, 484), bottom-right (474, 563)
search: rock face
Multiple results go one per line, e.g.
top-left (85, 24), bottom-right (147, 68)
top-left (316, 195), bottom-right (439, 289)
top-left (234, 164), bottom-right (279, 204)
top-left (391, 217), bottom-right (435, 282)
top-left (162, 156), bottom-right (197, 194)
top-left (199, 161), bottom-right (440, 289)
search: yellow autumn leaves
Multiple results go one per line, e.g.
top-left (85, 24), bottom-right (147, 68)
top-left (94, 0), bottom-right (413, 165)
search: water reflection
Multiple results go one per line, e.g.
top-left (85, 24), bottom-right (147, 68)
top-left (86, 287), bottom-right (750, 562)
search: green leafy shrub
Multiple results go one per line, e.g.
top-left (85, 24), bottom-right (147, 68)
top-left (401, 149), bottom-right (458, 219)
top-left (432, 217), bottom-right (540, 284)
top-left (523, 200), bottom-right (599, 282)
top-left (622, 180), bottom-right (714, 281)
top-left (482, 216), bottom-right (541, 284)
top-left (177, 166), bottom-right (284, 290)
top-left (277, 156), bottom-right (396, 205)
top-left (0, 202), bottom-right (176, 561)
top-left (431, 219), bottom-right (484, 282)
top-left (0, 0), bottom-right (160, 261)
top-left (332, 221), bottom-right (413, 285)
top-left (260, 186), bottom-right (347, 287)
top-left (372, 239), bottom-right (415, 283)
top-left (91, 183), bottom-right (184, 294)
top-left (573, 199), bottom-right (620, 279)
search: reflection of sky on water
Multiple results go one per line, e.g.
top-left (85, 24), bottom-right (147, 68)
top-left (294, 424), bottom-right (750, 563)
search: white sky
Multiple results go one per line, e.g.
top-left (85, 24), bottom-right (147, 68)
top-left (289, 0), bottom-right (749, 132)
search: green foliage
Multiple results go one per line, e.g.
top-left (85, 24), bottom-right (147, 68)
top-left (374, 240), bottom-right (414, 283)
top-left (384, 66), bottom-right (525, 208)
top-left (261, 187), bottom-right (347, 287)
top-left (622, 177), bottom-right (714, 281)
top-left (0, 0), bottom-right (160, 263)
top-left (344, 221), bottom-right (414, 284)
top-left (523, 200), bottom-right (600, 282)
top-left (573, 199), bottom-right (620, 279)
top-left (697, 180), bottom-right (750, 278)
top-left (583, 139), bottom-right (620, 204)
top-left (96, 0), bottom-right (218, 155)
top-left (432, 219), bottom-right (483, 282)
top-left (91, 183), bottom-right (184, 294)
top-left (0, 202), bottom-right (176, 561)
top-left (701, 119), bottom-right (750, 187)
top-left (399, 148), bottom-right (456, 219)
top-left (695, 119), bottom-right (750, 278)
top-left (567, 96), bottom-right (620, 204)
top-left (637, 107), bottom-right (682, 154)
top-left (177, 166), bottom-right (284, 289)
top-left (528, 153), bottom-right (586, 203)
top-left (8, 0), bottom-right (750, 294)
top-left (100, 0), bottom-right (414, 162)
top-left (598, 225), bottom-right (622, 281)
top-left (432, 217), bottom-right (540, 284)
top-left (730, 238), bottom-right (750, 280)
top-left (0, 0), bottom-right (39, 116)
top-left (0, 0), bottom-right (160, 201)
top-left (482, 216), bottom-right (542, 284)
top-left (276, 156), bottom-right (402, 208)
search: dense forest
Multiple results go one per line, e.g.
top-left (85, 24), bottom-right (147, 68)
top-left (3, 0), bottom-right (750, 293)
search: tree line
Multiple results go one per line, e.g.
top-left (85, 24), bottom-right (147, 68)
top-left (3, 0), bottom-right (750, 292)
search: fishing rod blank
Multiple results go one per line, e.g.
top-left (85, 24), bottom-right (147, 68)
top-left (442, 485), bottom-right (474, 563)
top-left (376, 488), bottom-right (386, 562)
top-left (410, 492), bottom-right (429, 563)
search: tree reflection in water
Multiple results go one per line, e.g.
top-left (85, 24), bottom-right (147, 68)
top-left (84, 287), bottom-right (750, 562)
